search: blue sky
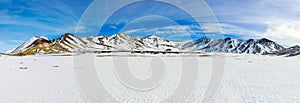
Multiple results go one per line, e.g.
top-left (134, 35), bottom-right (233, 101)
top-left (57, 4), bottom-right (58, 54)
top-left (1, 0), bottom-right (300, 52)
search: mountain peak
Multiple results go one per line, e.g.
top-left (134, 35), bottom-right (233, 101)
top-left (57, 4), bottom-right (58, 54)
top-left (259, 38), bottom-right (274, 43)
top-left (289, 45), bottom-right (300, 49)
top-left (194, 37), bottom-right (211, 42)
top-left (111, 33), bottom-right (132, 39)
top-left (143, 35), bottom-right (170, 43)
top-left (8, 36), bottom-right (50, 55)
top-left (224, 37), bottom-right (232, 40)
top-left (61, 33), bottom-right (75, 38)
top-left (31, 36), bottom-right (49, 41)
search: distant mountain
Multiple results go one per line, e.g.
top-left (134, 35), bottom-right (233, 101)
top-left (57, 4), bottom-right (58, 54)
top-left (7, 33), bottom-right (300, 57)
top-left (273, 45), bottom-right (300, 57)
top-left (10, 33), bottom-right (88, 56)
top-left (9, 36), bottom-right (50, 54)
top-left (181, 37), bottom-right (286, 54)
top-left (82, 34), bottom-right (180, 51)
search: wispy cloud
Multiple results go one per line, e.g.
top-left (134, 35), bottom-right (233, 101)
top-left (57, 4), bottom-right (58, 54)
top-left (0, 0), bottom-right (79, 32)
top-left (202, 23), bottom-right (261, 37)
top-left (0, 0), bottom-right (92, 52)
top-left (262, 20), bottom-right (300, 46)
top-left (122, 22), bottom-right (260, 41)
top-left (123, 25), bottom-right (193, 41)
top-left (0, 40), bottom-right (23, 53)
top-left (204, 0), bottom-right (300, 45)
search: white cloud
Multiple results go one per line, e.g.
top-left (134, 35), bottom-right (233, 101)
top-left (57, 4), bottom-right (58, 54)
top-left (75, 25), bottom-right (87, 33)
top-left (142, 23), bottom-right (261, 37)
top-left (9, 40), bottom-right (23, 44)
top-left (123, 28), bottom-right (148, 34)
top-left (203, 0), bottom-right (300, 45)
top-left (120, 19), bottom-right (300, 47)
top-left (204, 21), bottom-right (300, 46)
top-left (202, 23), bottom-right (261, 36)
top-left (123, 25), bottom-right (191, 38)
top-left (263, 21), bottom-right (300, 46)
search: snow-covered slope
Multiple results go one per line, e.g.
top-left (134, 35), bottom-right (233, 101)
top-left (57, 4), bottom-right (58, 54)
top-left (52, 33), bottom-right (88, 51)
top-left (180, 37), bottom-right (286, 54)
top-left (82, 34), bottom-right (179, 51)
top-left (142, 35), bottom-right (179, 51)
top-left (98, 33), bottom-right (150, 50)
top-left (9, 33), bottom-right (88, 56)
top-left (7, 33), bottom-right (300, 56)
top-left (10, 36), bottom-right (50, 54)
top-left (274, 45), bottom-right (300, 57)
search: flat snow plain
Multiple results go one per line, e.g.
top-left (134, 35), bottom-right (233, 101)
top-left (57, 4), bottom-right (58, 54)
top-left (0, 53), bottom-right (299, 103)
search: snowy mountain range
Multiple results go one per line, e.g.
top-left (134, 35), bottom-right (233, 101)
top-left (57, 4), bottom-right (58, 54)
top-left (7, 33), bottom-right (300, 57)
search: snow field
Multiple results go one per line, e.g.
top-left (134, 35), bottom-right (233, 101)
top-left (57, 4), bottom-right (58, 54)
top-left (0, 54), bottom-right (299, 102)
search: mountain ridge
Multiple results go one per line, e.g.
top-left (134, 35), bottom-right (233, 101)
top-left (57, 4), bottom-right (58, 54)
top-left (6, 33), bottom-right (300, 57)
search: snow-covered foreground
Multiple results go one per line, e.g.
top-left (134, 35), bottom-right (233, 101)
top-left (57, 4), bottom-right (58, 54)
top-left (0, 53), bottom-right (299, 103)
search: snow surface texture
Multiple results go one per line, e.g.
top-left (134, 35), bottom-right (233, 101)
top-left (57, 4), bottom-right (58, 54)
top-left (0, 53), bottom-right (299, 102)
